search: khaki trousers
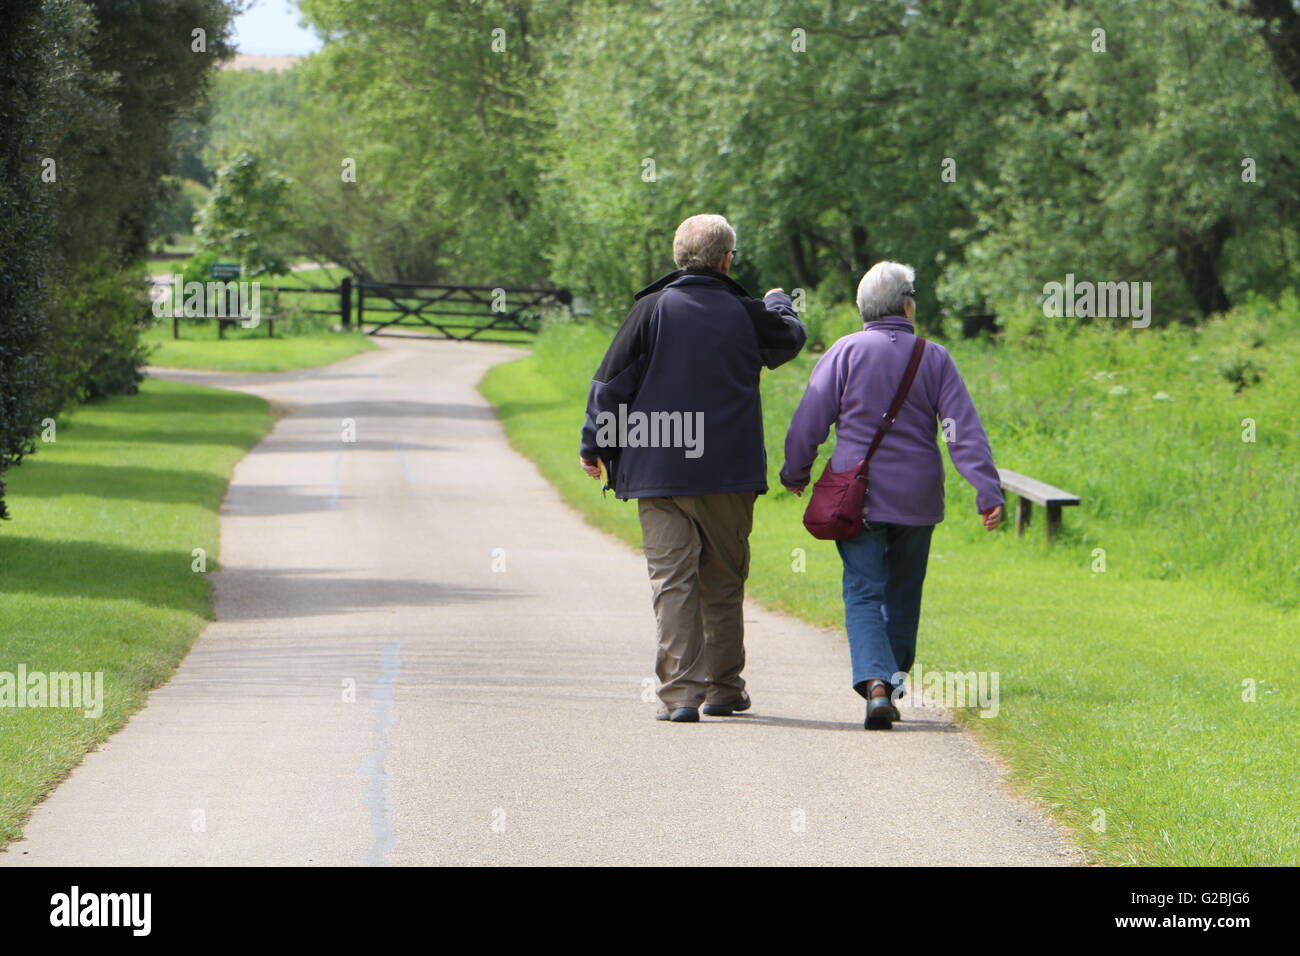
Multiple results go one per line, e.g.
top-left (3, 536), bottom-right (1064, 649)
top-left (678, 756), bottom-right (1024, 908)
top-left (637, 492), bottom-right (756, 709)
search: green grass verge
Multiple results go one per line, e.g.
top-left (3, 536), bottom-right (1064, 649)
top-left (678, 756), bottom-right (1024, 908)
top-left (0, 378), bottom-right (273, 847)
top-left (144, 322), bottom-right (375, 373)
top-left (480, 313), bottom-right (1299, 866)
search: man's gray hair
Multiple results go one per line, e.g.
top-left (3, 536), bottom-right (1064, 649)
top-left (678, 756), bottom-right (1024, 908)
top-left (673, 214), bottom-right (736, 271)
top-left (856, 261), bottom-right (916, 321)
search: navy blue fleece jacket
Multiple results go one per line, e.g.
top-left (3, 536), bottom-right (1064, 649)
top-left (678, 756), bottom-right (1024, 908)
top-left (579, 268), bottom-right (806, 499)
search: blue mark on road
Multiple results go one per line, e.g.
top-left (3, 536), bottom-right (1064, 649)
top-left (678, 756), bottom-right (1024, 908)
top-left (360, 641), bottom-right (401, 866)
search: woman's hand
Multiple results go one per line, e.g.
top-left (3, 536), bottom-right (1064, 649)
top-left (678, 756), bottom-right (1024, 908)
top-left (784, 485), bottom-right (804, 497)
top-left (580, 457), bottom-right (602, 480)
top-left (981, 505), bottom-right (1003, 530)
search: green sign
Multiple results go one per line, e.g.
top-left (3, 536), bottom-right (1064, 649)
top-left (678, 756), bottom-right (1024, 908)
top-left (209, 261), bottom-right (241, 280)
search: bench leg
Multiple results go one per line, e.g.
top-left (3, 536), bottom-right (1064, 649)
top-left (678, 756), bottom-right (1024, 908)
top-left (1015, 496), bottom-right (1031, 538)
top-left (1045, 503), bottom-right (1062, 543)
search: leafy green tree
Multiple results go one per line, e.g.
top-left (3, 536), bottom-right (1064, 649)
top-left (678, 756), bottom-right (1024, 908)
top-left (0, 0), bottom-right (98, 518)
top-left (295, 0), bottom-right (572, 283)
top-left (1, 0), bottom-right (237, 518)
top-left (197, 0), bottom-right (1300, 331)
top-left (938, 0), bottom-right (1300, 323)
top-left (196, 147), bottom-right (295, 276)
top-left (541, 0), bottom-right (996, 313)
top-left (59, 0), bottom-right (239, 267)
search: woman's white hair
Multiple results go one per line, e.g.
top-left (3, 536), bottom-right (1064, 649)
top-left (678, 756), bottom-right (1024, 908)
top-left (673, 214), bottom-right (735, 270)
top-left (855, 261), bottom-right (916, 321)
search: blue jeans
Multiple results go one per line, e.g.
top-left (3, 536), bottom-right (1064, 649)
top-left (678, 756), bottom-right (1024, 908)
top-left (835, 523), bottom-right (934, 699)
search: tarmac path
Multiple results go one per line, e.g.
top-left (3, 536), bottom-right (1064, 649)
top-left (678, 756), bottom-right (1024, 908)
top-left (1, 337), bottom-right (1082, 866)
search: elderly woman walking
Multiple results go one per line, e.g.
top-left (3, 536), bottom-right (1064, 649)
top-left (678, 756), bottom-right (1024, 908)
top-left (780, 262), bottom-right (1004, 729)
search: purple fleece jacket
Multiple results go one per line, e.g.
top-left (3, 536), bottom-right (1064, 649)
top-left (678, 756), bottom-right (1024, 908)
top-left (778, 314), bottom-right (1004, 526)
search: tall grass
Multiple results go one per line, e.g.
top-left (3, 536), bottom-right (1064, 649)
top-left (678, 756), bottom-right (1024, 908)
top-left (941, 293), bottom-right (1298, 608)
top-left (537, 293), bottom-right (1299, 609)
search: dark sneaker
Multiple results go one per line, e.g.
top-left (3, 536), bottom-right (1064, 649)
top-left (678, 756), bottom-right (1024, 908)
top-left (655, 706), bottom-right (700, 723)
top-left (702, 692), bottom-right (752, 717)
top-left (864, 695), bottom-right (900, 730)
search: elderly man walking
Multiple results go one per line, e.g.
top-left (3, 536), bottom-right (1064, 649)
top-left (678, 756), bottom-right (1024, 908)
top-left (579, 214), bottom-right (806, 722)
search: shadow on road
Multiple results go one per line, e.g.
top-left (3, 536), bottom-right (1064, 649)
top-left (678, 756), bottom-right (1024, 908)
top-left (722, 713), bottom-right (962, 733)
top-left (213, 567), bottom-right (524, 620)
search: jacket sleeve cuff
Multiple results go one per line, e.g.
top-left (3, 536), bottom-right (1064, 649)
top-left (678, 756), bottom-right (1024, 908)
top-left (778, 467), bottom-right (810, 488)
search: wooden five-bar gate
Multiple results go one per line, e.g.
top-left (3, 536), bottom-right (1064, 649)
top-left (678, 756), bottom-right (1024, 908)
top-left (350, 280), bottom-right (571, 340)
top-left (161, 274), bottom-right (571, 343)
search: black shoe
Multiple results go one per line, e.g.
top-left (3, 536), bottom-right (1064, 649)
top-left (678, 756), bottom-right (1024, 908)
top-left (702, 692), bottom-right (751, 717)
top-left (656, 706), bottom-right (700, 723)
top-left (865, 695), bottom-right (900, 730)
top-left (863, 680), bottom-right (899, 730)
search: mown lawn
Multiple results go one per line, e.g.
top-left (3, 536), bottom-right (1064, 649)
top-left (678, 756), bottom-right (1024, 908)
top-left (0, 379), bottom-right (272, 847)
top-left (480, 309), bottom-right (1299, 866)
top-left (144, 322), bottom-right (374, 373)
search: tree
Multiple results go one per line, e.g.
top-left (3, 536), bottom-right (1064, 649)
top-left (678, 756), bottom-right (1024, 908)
top-left (294, 0), bottom-right (572, 283)
top-left (0, 0), bottom-right (95, 518)
top-left (938, 0), bottom-right (1300, 323)
top-left (0, 0), bottom-right (238, 519)
top-left (196, 147), bottom-right (295, 276)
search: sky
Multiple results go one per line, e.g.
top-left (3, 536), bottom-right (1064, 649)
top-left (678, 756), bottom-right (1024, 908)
top-left (230, 0), bottom-right (323, 56)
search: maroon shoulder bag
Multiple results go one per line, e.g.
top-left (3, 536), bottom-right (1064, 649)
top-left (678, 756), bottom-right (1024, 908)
top-left (801, 335), bottom-right (927, 540)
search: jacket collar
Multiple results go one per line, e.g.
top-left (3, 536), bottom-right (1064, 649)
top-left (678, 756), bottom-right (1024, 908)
top-left (863, 315), bottom-right (915, 341)
top-left (634, 267), bottom-right (751, 300)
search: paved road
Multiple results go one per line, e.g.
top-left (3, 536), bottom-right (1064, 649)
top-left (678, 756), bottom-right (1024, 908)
top-left (1, 338), bottom-right (1081, 866)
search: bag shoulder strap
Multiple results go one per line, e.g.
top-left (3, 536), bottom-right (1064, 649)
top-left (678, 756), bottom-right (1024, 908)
top-left (857, 336), bottom-right (927, 477)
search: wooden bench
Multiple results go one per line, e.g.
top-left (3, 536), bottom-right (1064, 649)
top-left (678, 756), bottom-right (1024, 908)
top-left (171, 314), bottom-right (281, 339)
top-left (997, 468), bottom-right (1081, 543)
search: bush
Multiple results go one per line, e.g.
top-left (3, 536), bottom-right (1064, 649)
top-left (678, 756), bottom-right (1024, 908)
top-left (39, 262), bottom-right (150, 413)
top-left (272, 296), bottom-right (335, 336)
top-left (176, 250), bottom-right (223, 287)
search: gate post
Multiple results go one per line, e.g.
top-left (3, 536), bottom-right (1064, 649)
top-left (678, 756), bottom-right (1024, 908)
top-left (340, 276), bottom-right (352, 330)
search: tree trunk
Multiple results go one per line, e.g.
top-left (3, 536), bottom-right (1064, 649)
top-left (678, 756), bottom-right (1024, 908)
top-left (1249, 0), bottom-right (1300, 96)
top-left (1174, 217), bottom-right (1234, 318)
top-left (786, 228), bottom-right (818, 289)
top-left (849, 224), bottom-right (871, 275)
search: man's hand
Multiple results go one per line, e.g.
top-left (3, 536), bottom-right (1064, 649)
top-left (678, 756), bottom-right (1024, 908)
top-left (580, 456), bottom-right (602, 480)
top-left (981, 505), bottom-right (1003, 531)
top-left (784, 485), bottom-right (804, 497)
